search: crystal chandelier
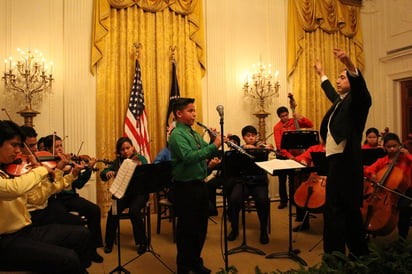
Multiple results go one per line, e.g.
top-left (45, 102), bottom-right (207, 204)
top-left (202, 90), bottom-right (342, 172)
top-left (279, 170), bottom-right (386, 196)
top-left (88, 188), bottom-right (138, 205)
top-left (243, 60), bottom-right (280, 112)
top-left (243, 59), bottom-right (280, 141)
top-left (3, 48), bottom-right (53, 112)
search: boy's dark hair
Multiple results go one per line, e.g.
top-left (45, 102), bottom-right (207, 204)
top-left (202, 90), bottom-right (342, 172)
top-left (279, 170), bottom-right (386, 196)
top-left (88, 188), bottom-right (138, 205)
top-left (43, 134), bottom-right (62, 150)
top-left (172, 98), bottom-right (195, 116)
top-left (241, 125), bottom-right (257, 137)
top-left (20, 125), bottom-right (38, 140)
top-left (0, 120), bottom-right (24, 146)
top-left (37, 137), bottom-right (45, 146)
top-left (383, 133), bottom-right (401, 145)
top-left (276, 106), bottom-right (289, 117)
top-left (228, 135), bottom-right (241, 146)
top-left (116, 136), bottom-right (133, 155)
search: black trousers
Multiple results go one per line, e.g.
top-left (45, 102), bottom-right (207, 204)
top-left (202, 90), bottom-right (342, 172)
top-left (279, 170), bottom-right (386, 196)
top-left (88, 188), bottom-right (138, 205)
top-left (228, 180), bottom-right (269, 232)
top-left (0, 224), bottom-right (91, 273)
top-left (174, 180), bottom-right (209, 272)
top-left (323, 153), bottom-right (369, 257)
top-left (47, 194), bottom-right (103, 248)
top-left (278, 173), bottom-right (291, 204)
top-left (105, 193), bottom-right (149, 247)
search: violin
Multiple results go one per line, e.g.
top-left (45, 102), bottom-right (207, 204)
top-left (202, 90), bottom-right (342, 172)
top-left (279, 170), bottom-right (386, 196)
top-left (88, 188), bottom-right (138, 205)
top-left (5, 151), bottom-right (62, 176)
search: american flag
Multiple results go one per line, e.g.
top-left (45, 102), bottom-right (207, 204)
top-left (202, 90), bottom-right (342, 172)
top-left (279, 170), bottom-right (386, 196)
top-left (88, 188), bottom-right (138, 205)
top-left (165, 60), bottom-right (180, 138)
top-left (124, 59), bottom-right (151, 162)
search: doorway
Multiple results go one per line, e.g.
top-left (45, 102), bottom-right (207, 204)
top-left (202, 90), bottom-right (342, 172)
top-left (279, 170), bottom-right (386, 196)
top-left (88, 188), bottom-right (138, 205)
top-left (400, 80), bottom-right (412, 143)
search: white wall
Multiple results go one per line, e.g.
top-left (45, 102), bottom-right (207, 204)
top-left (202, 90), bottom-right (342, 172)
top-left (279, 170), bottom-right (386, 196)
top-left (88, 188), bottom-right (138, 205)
top-left (0, 0), bottom-right (97, 202)
top-left (361, 0), bottom-right (412, 135)
top-left (202, 0), bottom-right (288, 139)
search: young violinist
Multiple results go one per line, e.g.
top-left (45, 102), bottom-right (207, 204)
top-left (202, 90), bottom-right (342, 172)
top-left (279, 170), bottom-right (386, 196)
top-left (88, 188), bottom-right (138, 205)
top-left (364, 133), bottom-right (412, 239)
top-left (43, 134), bottom-right (104, 263)
top-left (19, 126), bottom-right (80, 227)
top-left (273, 106), bottom-right (313, 209)
top-left (100, 136), bottom-right (149, 255)
top-left (227, 125), bottom-right (270, 244)
top-left (0, 120), bottom-right (92, 273)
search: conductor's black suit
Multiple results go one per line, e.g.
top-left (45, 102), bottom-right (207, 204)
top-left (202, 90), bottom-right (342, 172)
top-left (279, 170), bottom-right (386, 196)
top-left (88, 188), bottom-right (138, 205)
top-left (320, 70), bottom-right (371, 257)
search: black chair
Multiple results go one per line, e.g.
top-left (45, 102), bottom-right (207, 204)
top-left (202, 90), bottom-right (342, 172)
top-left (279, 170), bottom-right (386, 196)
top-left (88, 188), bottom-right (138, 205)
top-left (156, 187), bottom-right (176, 242)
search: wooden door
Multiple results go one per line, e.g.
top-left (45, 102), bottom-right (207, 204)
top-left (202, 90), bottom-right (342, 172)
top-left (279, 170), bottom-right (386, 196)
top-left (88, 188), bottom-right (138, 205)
top-left (400, 80), bottom-right (412, 145)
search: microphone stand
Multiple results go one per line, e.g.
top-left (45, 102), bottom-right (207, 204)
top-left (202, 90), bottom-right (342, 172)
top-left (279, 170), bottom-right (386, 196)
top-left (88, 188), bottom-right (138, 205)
top-left (219, 115), bottom-right (229, 271)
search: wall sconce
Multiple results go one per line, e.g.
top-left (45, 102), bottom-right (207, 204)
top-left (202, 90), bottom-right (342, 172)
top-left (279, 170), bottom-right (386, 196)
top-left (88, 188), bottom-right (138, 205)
top-left (2, 48), bottom-right (53, 126)
top-left (243, 60), bottom-right (280, 141)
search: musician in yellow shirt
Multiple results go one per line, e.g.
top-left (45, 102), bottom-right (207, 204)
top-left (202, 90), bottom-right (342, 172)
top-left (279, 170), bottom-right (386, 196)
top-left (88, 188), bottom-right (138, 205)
top-left (0, 120), bottom-right (92, 274)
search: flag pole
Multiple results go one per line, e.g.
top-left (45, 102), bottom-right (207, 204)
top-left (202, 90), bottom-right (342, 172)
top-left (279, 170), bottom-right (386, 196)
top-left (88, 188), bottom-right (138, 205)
top-left (134, 42), bottom-right (142, 61)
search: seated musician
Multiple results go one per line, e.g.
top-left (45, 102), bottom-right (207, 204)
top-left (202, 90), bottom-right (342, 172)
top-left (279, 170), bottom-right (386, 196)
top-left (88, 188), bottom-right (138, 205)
top-left (100, 136), bottom-right (149, 255)
top-left (20, 126), bottom-right (79, 227)
top-left (43, 134), bottom-right (104, 263)
top-left (362, 127), bottom-right (382, 149)
top-left (227, 125), bottom-right (270, 244)
top-left (0, 120), bottom-right (92, 273)
top-left (206, 135), bottom-right (240, 216)
top-left (292, 140), bottom-right (326, 232)
top-left (364, 133), bottom-right (412, 239)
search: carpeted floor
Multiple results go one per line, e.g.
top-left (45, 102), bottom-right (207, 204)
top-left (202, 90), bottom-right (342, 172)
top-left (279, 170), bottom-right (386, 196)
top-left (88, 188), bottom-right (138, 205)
top-left (88, 201), bottom-right (402, 274)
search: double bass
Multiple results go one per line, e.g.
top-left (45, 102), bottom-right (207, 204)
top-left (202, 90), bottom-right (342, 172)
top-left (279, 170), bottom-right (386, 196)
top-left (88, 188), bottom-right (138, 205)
top-left (361, 148), bottom-right (409, 236)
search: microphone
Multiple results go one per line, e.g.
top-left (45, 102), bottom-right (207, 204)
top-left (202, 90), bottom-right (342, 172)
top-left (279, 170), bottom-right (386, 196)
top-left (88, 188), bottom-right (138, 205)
top-left (216, 105), bottom-right (224, 119)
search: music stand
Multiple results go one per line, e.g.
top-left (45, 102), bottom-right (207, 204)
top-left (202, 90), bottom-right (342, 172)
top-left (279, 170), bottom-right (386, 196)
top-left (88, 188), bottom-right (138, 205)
top-left (265, 130), bottom-right (319, 266)
top-left (109, 161), bottom-right (175, 274)
top-left (361, 148), bottom-right (386, 166)
top-left (225, 148), bottom-right (269, 256)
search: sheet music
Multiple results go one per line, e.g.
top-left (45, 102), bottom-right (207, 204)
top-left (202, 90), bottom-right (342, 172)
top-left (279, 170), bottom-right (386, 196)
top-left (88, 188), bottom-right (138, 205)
top-left (109, 159), bottom-right (138, 199)
top-left (255, 158), bottom-right (307, 175)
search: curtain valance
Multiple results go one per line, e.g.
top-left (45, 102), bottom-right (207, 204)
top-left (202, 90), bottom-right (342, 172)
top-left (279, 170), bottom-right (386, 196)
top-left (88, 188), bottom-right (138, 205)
top-left (288, 0), bottom-right (362, 77)
top-left (91, 0), bottom-right (204, 74)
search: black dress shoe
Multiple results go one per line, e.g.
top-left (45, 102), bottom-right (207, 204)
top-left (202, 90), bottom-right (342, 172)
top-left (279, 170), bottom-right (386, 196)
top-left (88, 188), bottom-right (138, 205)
top-left (193, 258), bottom-right (211, 274)
top-left (227, 229), bottom-right (238, 241)
top-left (260, 231), bottom-right (269, 244)
top-left (292, 223), bottom-right (310, 232)
top-left (91, 250), bottom-right (104, 263)
top-left (137, 243), bottom-right (147, 255)
top-left (277, 202), bottom-right (287, 209)
top-left (103, 245), bottom-right (112, 254)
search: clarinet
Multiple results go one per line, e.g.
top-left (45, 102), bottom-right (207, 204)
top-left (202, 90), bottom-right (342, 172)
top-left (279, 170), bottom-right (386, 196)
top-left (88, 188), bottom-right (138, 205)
top-left (196, 122), bottom-right (255, 159)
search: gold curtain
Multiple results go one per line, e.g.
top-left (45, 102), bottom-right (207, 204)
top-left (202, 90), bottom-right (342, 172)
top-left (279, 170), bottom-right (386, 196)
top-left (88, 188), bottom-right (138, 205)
top-left (287, 0), bottom-right (363, 130)
top-left (91, 0), bottom-right (205, 214)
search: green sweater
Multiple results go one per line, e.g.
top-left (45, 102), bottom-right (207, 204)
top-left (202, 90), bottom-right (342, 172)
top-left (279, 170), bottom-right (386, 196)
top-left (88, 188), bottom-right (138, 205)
top-left (168, 122), bottom-right (218, 182)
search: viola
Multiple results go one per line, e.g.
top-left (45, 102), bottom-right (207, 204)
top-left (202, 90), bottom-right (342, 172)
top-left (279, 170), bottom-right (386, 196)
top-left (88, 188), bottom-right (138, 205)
top-left (293, 173), bottom-right (326, 213)
top-left (361, 148), bottom-right (409, 236)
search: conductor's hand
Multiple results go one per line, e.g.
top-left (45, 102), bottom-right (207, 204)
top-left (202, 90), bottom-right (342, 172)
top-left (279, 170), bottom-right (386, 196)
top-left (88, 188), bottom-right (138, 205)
top-left (314, 59), bottom-right (325, 77)
top-left (333, 48), bottom-right (356, 74)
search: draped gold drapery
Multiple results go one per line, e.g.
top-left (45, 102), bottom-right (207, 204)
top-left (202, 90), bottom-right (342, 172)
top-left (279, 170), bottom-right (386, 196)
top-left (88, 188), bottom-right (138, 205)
top-left (91, 0), bottom-right (205, 214)
top-left (287, 0), bottom-right (364, 129)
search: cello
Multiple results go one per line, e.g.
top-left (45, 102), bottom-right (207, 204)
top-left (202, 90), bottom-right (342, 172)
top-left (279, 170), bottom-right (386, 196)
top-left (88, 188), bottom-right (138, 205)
top-left (293, 173), bottom-right (326, 213)
top-left (361, 148), bottom-right (409, 236)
